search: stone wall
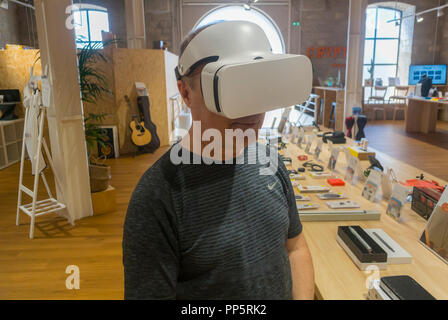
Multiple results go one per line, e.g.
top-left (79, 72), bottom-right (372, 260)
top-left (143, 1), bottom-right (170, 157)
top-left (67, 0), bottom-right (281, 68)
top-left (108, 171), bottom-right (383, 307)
top-left (436, 1), bottom-right (448, 66)
top-left (3, 0), bottom-right (448, 82)
top-left (144, 0), bottom-right (180, 54)
top-left (292, 0), bottom-right (350, 86)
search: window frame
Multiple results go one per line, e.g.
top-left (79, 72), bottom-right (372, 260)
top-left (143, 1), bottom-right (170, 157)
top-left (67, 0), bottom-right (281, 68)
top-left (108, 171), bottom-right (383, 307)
top-left (194, 4), bottom-right (286, 54)
top-left (74, 8), bottom-right (110, 48)
top-left (364, 6), bottom-right (402, 97)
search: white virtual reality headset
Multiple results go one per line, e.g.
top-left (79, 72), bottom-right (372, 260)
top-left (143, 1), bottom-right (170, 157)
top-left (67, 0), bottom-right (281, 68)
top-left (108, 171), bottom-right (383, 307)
top-left (175, 21), bottom-right (313, 119)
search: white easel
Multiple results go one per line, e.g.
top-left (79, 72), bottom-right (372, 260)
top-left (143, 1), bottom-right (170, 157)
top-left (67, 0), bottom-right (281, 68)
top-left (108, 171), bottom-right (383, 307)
top-left (16, 66), bottom-right (67, 239)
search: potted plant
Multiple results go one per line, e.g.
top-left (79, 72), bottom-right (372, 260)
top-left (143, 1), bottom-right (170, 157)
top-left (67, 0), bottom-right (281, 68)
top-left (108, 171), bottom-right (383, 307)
top-left (84, 113), bottom-right (111, 193)
top-left (77, 41), bottom-right (114, 193)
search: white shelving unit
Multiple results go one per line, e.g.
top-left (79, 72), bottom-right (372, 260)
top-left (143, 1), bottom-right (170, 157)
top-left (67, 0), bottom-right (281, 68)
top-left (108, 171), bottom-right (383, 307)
top-left (0, 119), bottom-right (25, 170)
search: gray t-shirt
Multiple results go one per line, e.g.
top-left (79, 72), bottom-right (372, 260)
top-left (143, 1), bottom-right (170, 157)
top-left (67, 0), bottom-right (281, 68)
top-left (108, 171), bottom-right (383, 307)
top-left (123, 143), bottom-right (302, 299)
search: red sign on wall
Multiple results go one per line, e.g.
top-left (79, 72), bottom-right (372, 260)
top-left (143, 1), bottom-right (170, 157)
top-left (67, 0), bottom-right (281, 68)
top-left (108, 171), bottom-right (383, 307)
top-left (307, 47), bottom-right (347, 59)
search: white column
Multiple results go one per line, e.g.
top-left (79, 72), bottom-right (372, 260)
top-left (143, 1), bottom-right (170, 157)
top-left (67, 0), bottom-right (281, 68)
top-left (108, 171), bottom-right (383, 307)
top-left (125, 0), bottom-right (146, 49)
top-left (34, 0), bottom-right (92, 222)
top-left (344, 0), bottom-right (368, 127)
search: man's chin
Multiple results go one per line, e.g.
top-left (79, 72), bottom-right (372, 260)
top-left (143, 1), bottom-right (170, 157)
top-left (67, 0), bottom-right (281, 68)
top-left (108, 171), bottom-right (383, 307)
top-left (229, 115), bottom-right (264, 131)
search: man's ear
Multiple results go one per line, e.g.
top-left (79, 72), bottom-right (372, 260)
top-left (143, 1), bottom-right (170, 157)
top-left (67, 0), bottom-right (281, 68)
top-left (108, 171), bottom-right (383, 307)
top-left (177, 80), bottom-right (192, 106)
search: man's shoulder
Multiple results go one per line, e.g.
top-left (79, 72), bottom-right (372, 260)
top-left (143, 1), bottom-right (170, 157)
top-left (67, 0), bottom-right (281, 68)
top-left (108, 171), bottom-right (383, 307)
top-left (138, 147), bottom-right (180, 192)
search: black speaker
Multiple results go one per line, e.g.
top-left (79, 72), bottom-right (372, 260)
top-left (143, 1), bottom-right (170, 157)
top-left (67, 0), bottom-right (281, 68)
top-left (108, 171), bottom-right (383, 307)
top-left (97, 126), bottom-right (119, 159)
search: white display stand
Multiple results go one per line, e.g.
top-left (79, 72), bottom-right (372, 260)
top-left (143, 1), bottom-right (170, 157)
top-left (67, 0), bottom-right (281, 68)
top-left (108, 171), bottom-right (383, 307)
top-left (16, 72), bottom-right (67, 239)
top-left (169, 93), bottom-right (191, 144)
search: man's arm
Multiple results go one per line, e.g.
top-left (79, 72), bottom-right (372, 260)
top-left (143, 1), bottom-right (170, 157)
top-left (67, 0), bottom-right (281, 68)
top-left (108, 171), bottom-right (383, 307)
top-left (287, 232), bottom-right (315, 300)
top-left (123, 175), bottom-right (180, 300)
top-left (275, 154), bottom-right (314, 299)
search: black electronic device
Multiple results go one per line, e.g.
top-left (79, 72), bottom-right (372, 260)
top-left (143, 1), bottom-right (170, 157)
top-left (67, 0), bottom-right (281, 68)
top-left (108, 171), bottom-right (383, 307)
top-left (303, 161), bottom-right (324, 172)
top-left (411, 187), bottom-right (443, 220)
top-left (322, 131), bottom-right (346, 144)
top-left (0, 89), bottom-right (20, 120)
top-left (380, 276), bottom-right (436, 300)
top-left (337, 226), bottom-right (387, 263)
top-left (367, 155), bottom-right (384, 172)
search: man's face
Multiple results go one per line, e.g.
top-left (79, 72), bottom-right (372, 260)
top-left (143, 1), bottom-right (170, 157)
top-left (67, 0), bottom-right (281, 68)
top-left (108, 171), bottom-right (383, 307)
top-left (177, 66), bottom-right (265, 132)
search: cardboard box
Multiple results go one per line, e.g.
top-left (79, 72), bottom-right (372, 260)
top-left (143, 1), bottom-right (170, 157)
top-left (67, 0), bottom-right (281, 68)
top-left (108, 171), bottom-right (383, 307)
top-left (348, 146), bottom-right (376, 161)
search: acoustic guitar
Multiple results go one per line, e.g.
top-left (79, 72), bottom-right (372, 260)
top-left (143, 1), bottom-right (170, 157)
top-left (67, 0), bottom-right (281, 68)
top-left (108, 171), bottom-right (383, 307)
top-left (125, 95), bottom-right (152, 147)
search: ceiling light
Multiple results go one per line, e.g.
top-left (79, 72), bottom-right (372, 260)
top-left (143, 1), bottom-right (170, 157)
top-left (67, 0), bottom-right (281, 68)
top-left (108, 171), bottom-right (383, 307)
top-left (416, 15), bottom-right (424, 23)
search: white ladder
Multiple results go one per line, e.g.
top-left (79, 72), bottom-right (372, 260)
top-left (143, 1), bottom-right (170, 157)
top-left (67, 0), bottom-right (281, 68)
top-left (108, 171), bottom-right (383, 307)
top-left (16, 100), bottom-right (66, 239)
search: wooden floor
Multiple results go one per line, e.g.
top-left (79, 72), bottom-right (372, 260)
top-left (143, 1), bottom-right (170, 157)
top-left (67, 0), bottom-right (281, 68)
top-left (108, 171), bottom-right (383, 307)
top-left (0, 147), bottom-right (169, 299)
top-left (1, 120), bottom-right (448, 299)
top-left (365, 120), bottom-right (448, 181)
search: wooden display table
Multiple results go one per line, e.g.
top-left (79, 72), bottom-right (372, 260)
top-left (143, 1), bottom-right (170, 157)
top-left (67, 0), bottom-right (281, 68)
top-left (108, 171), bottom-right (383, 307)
top-left (278, 133), bottom-right (448, 300)
top-left (405, 97), bottom-right (448, 133)
top-left (313, 87), bottom-right (345, 131)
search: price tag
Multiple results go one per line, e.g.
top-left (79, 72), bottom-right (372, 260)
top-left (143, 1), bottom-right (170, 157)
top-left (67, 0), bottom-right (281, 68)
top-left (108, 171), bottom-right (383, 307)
top-left (327, 140), bottom-right (334, 152)
top-left (297, 128), bottom-right (305, 148)
top-left (314, 139), bottom-right (323, 161)
top-left (304, 134), bottom-right (314, 154)
top-left (362, 169), bottom-right (383, 202)
top-left (291, 126), bottom-right (299, 144)
top-left (345, 155), bottom-right (360, 185)
top-left (327, 147), bottom-right (340, 171)
top-left (386, 183), bottom-right (409, 221)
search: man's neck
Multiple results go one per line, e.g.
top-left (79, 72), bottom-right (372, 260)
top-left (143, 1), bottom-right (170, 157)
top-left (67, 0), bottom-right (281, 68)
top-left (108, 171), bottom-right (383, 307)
top-left (180, 124), bottom-right (258, 162)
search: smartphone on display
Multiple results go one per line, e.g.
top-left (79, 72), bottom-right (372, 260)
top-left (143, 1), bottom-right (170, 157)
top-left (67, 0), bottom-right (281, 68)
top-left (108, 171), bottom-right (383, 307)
top-left (318, 193), bottom-right (345, 200)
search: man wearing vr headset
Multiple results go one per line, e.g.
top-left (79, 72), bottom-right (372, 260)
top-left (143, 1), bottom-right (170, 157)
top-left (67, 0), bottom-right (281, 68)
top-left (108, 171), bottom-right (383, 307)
top-left (123, 21), bottom-right (314, 300)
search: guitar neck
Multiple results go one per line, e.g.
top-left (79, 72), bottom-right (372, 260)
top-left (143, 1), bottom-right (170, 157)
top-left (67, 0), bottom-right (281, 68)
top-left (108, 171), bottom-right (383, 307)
top-left (125, 96), bottom-right (142, 122)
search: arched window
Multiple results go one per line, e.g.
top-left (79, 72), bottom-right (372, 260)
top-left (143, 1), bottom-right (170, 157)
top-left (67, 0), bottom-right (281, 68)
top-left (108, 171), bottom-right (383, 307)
top-left (195, 5), bottom-right (285, 54)
top-left (363, 6), bottom-right (402, 98)
top-left (194, 5), bottom-right (286, 127)
top-left (73, 4), bottom-right (110, 49)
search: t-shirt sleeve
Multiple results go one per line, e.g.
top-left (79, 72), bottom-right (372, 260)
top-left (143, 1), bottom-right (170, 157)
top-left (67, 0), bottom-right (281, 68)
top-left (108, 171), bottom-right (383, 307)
top-left (122, 174), bottom-right (180, 300)
top-left (278, 158), bottom-right (303, 239)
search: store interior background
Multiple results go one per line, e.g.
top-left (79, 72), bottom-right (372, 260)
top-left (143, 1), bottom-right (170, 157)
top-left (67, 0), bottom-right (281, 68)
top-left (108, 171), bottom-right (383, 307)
top-left (1, 0), bottom-right (448, 299)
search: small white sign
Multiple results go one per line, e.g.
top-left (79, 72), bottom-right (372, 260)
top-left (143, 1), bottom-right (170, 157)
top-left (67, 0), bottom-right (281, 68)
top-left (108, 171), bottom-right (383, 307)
top-left (345, 155), bottom-right (360, 185)
top-left (297, 128), bottom-right (305, 148)
top-left (362, 169), bottom-right (383, 202)
top-left (386, 183), bottom-right (409, 221)
top-left (304, 134), bottom-right (314, 154)
top-left (327, 147), bottom-right (340, 171)
top-left (291, 126), bottom-right (299, 144)
top-left (314, 139), bottom-right (324, 161)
